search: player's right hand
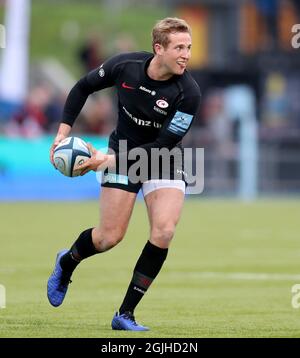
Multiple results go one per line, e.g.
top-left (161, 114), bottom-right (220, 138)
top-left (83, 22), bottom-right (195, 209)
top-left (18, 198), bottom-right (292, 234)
top-left (50, 134), bottom-right (66, 166)
top-left (77, 144), bottom-right (108, 176)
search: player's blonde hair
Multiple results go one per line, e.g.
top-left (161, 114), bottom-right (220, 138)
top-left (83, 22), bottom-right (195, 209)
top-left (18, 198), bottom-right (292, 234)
top-left (152, 17), bottom-right (191, 54)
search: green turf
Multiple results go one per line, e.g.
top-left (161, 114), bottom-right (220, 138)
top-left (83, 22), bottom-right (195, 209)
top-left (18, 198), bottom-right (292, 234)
top-left (0, 1), bottom-right (168, 76)
top-left (0, 199), bottom-right (300, 337)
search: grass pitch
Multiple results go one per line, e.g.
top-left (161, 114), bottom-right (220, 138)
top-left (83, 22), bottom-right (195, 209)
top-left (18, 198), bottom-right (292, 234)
top-left (0, 199), bottom-right (300, 338)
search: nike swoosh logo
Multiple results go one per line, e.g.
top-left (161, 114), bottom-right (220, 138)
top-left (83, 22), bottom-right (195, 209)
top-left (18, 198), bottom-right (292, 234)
top-left (122, 82), bottom-right (135, 90)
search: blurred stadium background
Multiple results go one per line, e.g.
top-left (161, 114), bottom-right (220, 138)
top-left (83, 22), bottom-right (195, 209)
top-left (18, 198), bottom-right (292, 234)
top-left (1, 0), bottom-right (300, 200)
top-left (1, 0), bottom-right (300, 338)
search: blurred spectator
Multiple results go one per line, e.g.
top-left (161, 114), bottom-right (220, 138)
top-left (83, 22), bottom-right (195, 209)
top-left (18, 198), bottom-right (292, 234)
top-left (286, 72), bottom-right (300, 128)
top-left (77, 95), bottom-right (115, 135)
top-left (44, 93), bottom-right (65, 133)
top-left (78, 33), bottom-right (105, 73)
top-left (261, 72), bottom-right (289, 128)
top-left (2, 82), bottom-right (116, 138)
top-left (203, 89), bottom-right (234, 190)
top-left (113, 33), bottom-right (137, 53)
top-left (4, 85), bottom-right (50, 137)
top-left (203, 89), bottom-right (233, 147)
top-left (4, 84), bottom-right (64, 138)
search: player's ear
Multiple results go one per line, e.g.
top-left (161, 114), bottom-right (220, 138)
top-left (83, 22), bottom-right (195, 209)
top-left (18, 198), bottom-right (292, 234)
top-left (154, 43), bottom-right (163, 55)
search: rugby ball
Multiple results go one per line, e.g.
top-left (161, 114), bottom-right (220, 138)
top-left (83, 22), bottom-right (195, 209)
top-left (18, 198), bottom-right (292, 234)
top-left (53, 137), bottom-right (91, 177)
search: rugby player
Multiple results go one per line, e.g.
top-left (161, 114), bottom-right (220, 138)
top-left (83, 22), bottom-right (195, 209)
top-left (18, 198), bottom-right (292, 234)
top-left (47, 17), bottom-right (201, 331)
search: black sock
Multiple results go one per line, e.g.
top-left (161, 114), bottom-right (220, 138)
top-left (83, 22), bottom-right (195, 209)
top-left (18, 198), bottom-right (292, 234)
top-left (60, 228), bottom-right (99, 274)
top-left (119, 241), bottom-right (168, 314)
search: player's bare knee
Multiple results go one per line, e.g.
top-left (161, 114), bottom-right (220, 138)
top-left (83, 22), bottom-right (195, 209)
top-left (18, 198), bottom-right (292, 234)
top-left (105, 231), bottom-right (125, 248)
top-left (92, 228), bottom-right (125, 251)
top-left (151, 225), bottom-right (175, 247)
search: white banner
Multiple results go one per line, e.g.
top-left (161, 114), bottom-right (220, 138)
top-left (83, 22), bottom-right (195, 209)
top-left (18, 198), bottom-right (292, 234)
top-left (0, 0), bottom-right (31, 103)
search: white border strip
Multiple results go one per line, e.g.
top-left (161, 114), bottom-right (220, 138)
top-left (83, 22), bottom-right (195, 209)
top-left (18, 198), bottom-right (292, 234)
top-left (170, 271), bottom-right (300, 281)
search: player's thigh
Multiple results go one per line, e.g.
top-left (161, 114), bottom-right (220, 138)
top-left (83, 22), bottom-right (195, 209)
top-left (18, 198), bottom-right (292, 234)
top-left (97, 186), bottom-right (137, 236)
top-left (144, 186), bottom-right (185, 232)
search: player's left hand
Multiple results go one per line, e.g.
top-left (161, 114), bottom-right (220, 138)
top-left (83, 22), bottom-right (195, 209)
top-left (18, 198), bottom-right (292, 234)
top-left (76, 143), bottom-right (108, 176)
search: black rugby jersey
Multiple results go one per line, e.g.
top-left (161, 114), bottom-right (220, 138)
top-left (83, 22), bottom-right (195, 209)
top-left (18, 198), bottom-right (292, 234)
top-left (62, 51), bottom-right (201, 158)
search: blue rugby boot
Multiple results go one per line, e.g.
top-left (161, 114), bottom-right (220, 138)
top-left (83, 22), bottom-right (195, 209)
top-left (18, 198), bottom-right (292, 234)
top-left (111, 311), bottom-right (149, 331)
top-left (47, 249), bottom-right (72, 307)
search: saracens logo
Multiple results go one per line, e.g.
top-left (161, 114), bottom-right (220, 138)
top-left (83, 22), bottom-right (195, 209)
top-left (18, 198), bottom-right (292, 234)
top-left (156, 99), bottom-right (169, 109)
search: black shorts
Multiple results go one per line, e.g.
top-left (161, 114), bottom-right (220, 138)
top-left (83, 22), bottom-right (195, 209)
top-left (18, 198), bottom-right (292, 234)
top-left (101, 132), bottom-right (187, 193)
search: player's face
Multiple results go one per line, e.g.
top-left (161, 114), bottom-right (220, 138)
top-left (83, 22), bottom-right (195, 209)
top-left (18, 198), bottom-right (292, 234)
top-left (159, 32), bottom-right (192, 75)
